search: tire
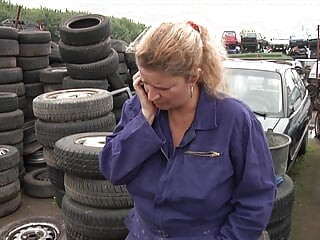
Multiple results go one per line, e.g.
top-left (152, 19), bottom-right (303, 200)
top-left (0, 166), bottom-right (19, 187)
top-left (0, 57), bottom-right (16, 68)
top-left (43, 84), bottom-right (64, 93)
top-left (48, 165), bottom-right (65, 190)
top-left (17, 56), bottom-right (49, 71)
top-left (0, 82), bottom-right (25, 96)
top-left (62, 195), bottom-right (129, 239)
top-left (113, 92), bottom-right (129, 109)
top-left (66, 48), bottom-right (119, 80)
top-left (267, 216), bottom-right (291, 240)
top-left (54, 131), bottom-right (113, 179)
top-left (18, 30), bottom-right (51, 43)
top-left (53, 186), bottom-right (65, 208)
top-left (64, 174), bottom-right (133, 209)
top-left (39, 67), bottom-right (68, 84)
top-left (117, 62), bottom-right (129, 74)
top-left (0, 192), bottom-right (21, 217)
top-left (268, 174), bottom-right (294, 226)
top-left (0, 26), bottom-right (19, 39)
top-left (23, 69), bottom-right (41, 84)
top-left (23, 140), bottom-right (42, 156)
top-left (49, 41), bottom-right (63, 64)
top-left (19, 43), bottom-right (51, 57)
top-left (0, 128), bottom-right (23, 145)
top-left (0, 109), bottom-right (24, 131)
top-left (108, 71), bottom-right (126, 90)
top-left (59, 14), bottom-right (111, 46)
top-left (63, 76), bottom-right (109, 90)
top-left (59, 37), bottom-right (112, 64)
top-left (35, 113), bottom-right (116, 147)
top-left (110, 39), bottom-right (128, 53)
top-left (25, 82), bottom-right (43, 97)
top-left (23, 167), bottom-right (55, 198)
top-left (0, 39), bottom-right (19, 56)
top-left (0, 145), bottom-right (20, 171)
top-left (18, 95), bottom-right (26, 110)
top-left (33, 88), bottom-right (113, 122)
top-left (0, 68), bottom-right (22, 84)
top-left (315, 111), bottom-right (320, 138)
top-left (118, 52), bottom-right (125, 63)
top-left (0, 92), bottom-right (18, 113)
top-left (112, 108), bottom-right (122, 123)
top-left (0, 179), bottom-right (20, 203)
top-left (0, 216), bottom-right (66, 240)
top-left (13, 141), bottom-right (23, 157)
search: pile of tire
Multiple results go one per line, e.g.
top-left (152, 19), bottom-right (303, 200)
top-left (0, 93), bottom-right (25, 184)
top-left (33, 88), bottom-right (116, 207)
top-left (54, 132), bottom-right (132, 240)
top-left (266, 174), bottom-right (295, 240)
top-left (0, 27), bottom-right (25, 112)
top-left (17, 30), bottom-right (51, 121)
top-left (59, 14), bottom-right (116, 91)
top-left (40, 66), bottom-right (68, 93)
top-left (49, 41), bottom-right (64, 67)
top-left (0, 145), bottom-right (22, 217)
top-left (58, 14), bottom-right (130, 123)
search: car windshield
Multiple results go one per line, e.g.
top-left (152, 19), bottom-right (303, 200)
top-left (226, 68), bottom-right (283, 115)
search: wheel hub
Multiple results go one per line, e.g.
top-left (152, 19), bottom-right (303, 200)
top-left (6, 222), bottom-right (59, 240)
top-left (75, 136), bottom-right (106, 147)
top-left (0, 147), bottom-right (9, 156)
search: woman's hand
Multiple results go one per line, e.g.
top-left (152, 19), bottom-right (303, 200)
top-left (133, 71), bottom-right (157, 125)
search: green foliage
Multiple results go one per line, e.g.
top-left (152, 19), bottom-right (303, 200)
top-left (0, 0), bottom-right (147, 43)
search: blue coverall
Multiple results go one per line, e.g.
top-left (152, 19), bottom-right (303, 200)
top-left (99, 85), bottom-right (276, 240)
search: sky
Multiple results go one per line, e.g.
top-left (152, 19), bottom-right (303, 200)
top-left (5, 0), bottom-right (320, 40)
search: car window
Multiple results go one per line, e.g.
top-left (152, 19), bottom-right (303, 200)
top-left (226, 68), bottom-right (283, 114)
top-left (285, 70), bottom-right (302, 109)
top-left (291, 69), bottom-right (306, 98)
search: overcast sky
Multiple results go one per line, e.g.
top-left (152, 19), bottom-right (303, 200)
top-left (6, 0), bottom-right (320, 39)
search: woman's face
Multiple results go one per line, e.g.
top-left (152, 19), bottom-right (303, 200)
top-left (139, 67), bottom-right (192, 110)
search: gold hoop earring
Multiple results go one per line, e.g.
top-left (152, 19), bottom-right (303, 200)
top-left (190, 85), bottom-right (194, 98)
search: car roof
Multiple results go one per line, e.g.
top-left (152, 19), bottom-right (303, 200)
top-left (224, 59), bottom-right (292, 74)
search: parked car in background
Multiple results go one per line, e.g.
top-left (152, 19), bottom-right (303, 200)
top-left (222, 30), bottom-right (240, 53)
top-left (224, 59), bottom-right (311, 170)
top-left (240, 31), bottom-right (258, 53)
top-left (269, 38), bottom-right (289, 53)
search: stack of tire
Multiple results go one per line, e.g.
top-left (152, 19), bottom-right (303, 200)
top-left (266, 174), bottom-right (294, 240)
top-left (54, 132), bottom-right (132, 240)
top-left (0, 93), bottom-right (25, 185)
top-left (17, 30), bottom-right (51, 121)
top-left (110, 39), bottom-right (130, 88)
top-left (0, 145), bottom-right (21, 217)
top-left (40, 66), bottom-right (68, 93)
top-left (49, 41), bottom-right (64, 67)
top-left (59, 14), bottom-right (117, 91)
top-left (33, 88), bottom-right (116, 207)
top-left (0, 27), bottom-right (25, 112)
top-left (124, 50), bottom-right (138, 89)
top-left (108, 39), bottom-right (131, 123)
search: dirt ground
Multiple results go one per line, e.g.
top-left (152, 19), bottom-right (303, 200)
top-left (288, 131), bottom-right (320, 240)
top-left (0, 119), bottom-right (319, 239)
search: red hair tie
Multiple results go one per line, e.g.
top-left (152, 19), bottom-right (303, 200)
top-left (187, 21), bottom-right (200, 33)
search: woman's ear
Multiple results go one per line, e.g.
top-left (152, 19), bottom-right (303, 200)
top-left (190, 68), bottom-right (202, 84)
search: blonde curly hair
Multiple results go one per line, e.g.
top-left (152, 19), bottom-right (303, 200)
top-left (135, 21), bottom-right (228, 96)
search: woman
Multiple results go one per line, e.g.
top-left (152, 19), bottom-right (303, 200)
top-left (99, 21), bottom-right (276, 240)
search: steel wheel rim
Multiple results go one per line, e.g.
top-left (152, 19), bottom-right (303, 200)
top-left (0, 147), bottom-right (9, 156)
top-left (75, 136), bottom-right (106, 147)
top-left (5, 222), bottom-right (60, 240)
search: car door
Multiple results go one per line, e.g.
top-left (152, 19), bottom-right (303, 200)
top-left (284, 69), bottom-right (303, 161)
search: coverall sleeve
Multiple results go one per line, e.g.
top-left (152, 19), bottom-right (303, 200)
top-left (215, 117), bottom-right (277, 240)
top-left (99, 98), bottom-right (165, 185)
